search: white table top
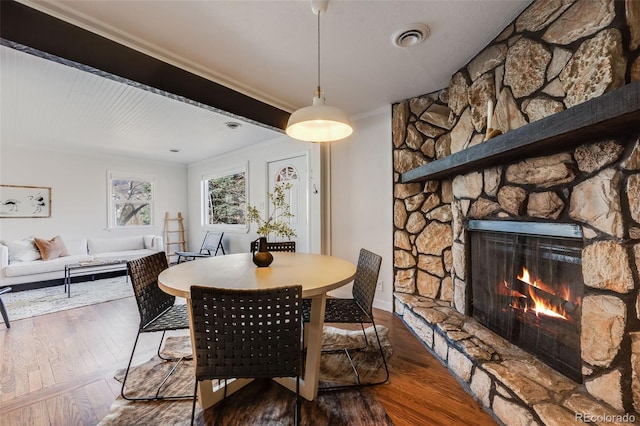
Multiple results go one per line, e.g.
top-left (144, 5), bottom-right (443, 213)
top-left (158, 252), bottom-right (357, 299)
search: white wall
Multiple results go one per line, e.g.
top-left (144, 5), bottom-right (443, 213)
top-left (186, 135), bottom-right (321, 255)
top-left (0, 145), bottom-right (187, 243)
top-left (328, 107), bottom-right (394, 312)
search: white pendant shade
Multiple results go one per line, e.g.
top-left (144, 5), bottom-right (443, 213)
top-left (286, 96), bottom-right (353, 142)
top-left (286, 1), bottom-right (352, 143)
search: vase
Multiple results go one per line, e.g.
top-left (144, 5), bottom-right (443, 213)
top-left (252, 237), bottom-right (273, 267)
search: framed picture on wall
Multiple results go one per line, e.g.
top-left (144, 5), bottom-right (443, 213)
top-left (0, 185), bottom-right (51, 218)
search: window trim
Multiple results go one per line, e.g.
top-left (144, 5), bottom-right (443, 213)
top-left (107, 171), bottom-right (155, 229)
top-left (201, 162), bottom-right (249, 233)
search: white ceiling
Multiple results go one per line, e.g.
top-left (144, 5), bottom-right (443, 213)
top-left (1, 0), bottom-right (532, 165)
top-left (1, 45), bottom-right (280, 164)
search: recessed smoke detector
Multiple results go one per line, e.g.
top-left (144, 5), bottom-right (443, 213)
top-left (225, 121), bottom-right (241, 129)
top-left (391, 23), bottom-right (430, 48)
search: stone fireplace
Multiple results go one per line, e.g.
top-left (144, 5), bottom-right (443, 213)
top-left (392, 1), bottom-right (640, 424)
top-left (394, 128), bottom-right (640, 423)
top-left (468, 221), bottom-right (584, 384)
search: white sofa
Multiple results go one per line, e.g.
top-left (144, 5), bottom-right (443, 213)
top-left (0, 235), bottom-right (164, 287)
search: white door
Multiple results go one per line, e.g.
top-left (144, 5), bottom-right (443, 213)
top-left (267, 155), bottom-right (309, 252)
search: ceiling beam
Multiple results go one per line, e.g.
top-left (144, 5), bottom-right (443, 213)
top-left (0, 0), bottom-right (289, 131)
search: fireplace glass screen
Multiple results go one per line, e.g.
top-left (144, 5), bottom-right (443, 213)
top-left (469, 221), bottom-right (583, 383)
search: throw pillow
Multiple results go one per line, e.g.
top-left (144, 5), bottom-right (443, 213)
top-left (34, 235), bottom-right (69, 261)
top-left (3, 238), bottom-right (41, 262)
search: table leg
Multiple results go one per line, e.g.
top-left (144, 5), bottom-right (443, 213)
top-left (65, 266), bottom-right (71, 298)
top-left (275, 293), bottom-right (326, 401)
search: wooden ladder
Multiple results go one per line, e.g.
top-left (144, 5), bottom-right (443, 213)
top-left (164, 212), bottom-right (186, 264)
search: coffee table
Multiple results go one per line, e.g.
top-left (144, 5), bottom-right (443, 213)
top-left (64, 259), bottom-right (128, 297)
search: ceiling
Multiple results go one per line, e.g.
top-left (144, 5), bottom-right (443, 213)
top-left (1, 0), bottom-right (532, 165)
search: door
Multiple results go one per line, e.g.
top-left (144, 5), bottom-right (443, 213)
top-left (268, 155), bottom-right (309, 252)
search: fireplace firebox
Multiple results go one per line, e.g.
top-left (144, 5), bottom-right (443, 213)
top-left (468, 221), bottom-right (584, 383)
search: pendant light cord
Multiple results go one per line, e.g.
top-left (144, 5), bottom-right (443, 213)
top-left (316, 10), bottom-right (321, 98)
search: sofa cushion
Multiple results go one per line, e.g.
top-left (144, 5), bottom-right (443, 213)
top-left (3, 238), bottom-right (41, 262)
top-left (93, 249), bottom-right (157, 262)
top-left (4, 254), bottom-right (93, 277)
top-left (34, 235), bottom-right (69, 260)
top-left (59, 236), bottom-right (88, 256)
top-left (88, 236), bottom-right (145, 254)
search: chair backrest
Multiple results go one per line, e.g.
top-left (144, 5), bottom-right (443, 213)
top-left (352, 248), bottom-right (383, 317)
top-left (200, 231), bottom-right (224, 254)
top-left (250, 240), bottom-right (296, 253)
top-left (127, 251), bottom-right (175, 329)
top-left (268, 241), bottom-right (296, 252)
top-left (190, 285), bottom-right (302, 381)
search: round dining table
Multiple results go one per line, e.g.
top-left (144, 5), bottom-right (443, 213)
top-left (158, 251), bottom-right (357, 407)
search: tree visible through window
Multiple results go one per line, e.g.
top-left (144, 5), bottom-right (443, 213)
top-left (108, 173), bottom-right (154, 227)
top-left (204, 169), bottom-right (246, 226)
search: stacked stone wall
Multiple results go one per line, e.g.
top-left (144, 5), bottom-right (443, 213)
top-left (392, 0), bottom-right (640, 422)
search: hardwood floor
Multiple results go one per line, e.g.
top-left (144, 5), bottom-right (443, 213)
top-left (0, 297), bottom-right (497, 425)
top-left (371, 309), bottom-right (497, 426)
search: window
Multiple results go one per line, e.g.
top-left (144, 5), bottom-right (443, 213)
top-left (202, 164), bottom-right (248, 231)
top-left (275, 165), bottom-right (299, 183)
top-left (108, 172), bottom-right (154, 228)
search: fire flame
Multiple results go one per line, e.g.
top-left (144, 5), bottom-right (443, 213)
top-left (527, 286), bottom-right (567, 319)
top-left (517, 267), bottom-right (555, 295)
top-left (516, 267), bottom-right (568, 320)
top-left (502, 281), bottom-right (526, 298)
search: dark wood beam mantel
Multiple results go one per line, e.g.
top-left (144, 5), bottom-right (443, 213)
top-left (400, 81), bottom-right (640, 183)
top-left (0, 0), bottom-right (290, 132)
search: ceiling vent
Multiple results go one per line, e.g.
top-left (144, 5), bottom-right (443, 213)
top-left (391, 23), bottom-right (430, 48)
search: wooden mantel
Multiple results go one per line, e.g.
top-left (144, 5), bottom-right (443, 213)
top-left (400, 81), bottom-right (640, 183)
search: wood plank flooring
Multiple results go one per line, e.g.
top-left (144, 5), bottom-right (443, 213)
top-left (0, 296), bottom-right (497, 425)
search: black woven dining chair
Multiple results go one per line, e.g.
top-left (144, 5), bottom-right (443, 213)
top-left (249, 240), bottom-right (296, 252)
top-left (189, 285), bottom-right (303, 426)
top-left (303, 248), bottom-right (389, 390)
top-left (121, 251), bottom-right (193, 401)
top-left (0, 286), bottom-right (12, 328)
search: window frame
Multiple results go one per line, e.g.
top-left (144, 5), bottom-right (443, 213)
top-left (201, 163), bottom-right (249, 233)
top-left (107, 171), bottom-right (155, 229)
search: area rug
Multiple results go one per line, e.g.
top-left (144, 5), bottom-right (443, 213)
top-left (100, 326), bottom-right (393, 425)
top-left (2, 276), bottom-right (133, 321)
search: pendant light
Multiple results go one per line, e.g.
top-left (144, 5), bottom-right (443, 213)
top-left (286, 0), bottom-right (353, 142)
